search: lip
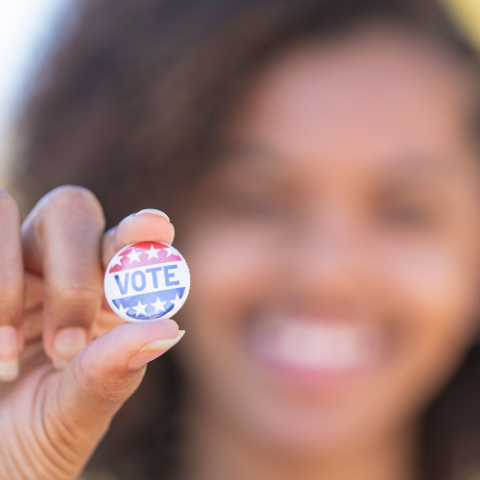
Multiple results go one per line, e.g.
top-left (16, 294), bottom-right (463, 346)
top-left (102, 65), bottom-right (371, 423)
top-left (248, 313), bottom-right (386, 388)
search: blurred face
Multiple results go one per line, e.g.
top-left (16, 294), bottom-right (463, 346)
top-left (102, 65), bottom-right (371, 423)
top-left (177, 27), bottom-right (480, 455)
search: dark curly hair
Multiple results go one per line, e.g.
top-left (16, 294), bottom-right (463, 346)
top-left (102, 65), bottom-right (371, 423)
top-left (11, 0), bottom-right (480, 479)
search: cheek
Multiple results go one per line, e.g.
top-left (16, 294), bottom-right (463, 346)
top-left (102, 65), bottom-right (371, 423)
top-left (373, 241), bottom-right (480, 399)
top-left (378, 242), bottom-right (478, 328)
top-left (177, 221), bottom-right (280, 375)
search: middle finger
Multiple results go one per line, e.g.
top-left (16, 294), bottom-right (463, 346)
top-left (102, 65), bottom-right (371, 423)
top-left (22, 186), bottom-right (105, 367)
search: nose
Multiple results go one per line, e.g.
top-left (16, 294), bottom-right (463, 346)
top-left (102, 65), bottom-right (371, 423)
top-left (286, 206), bottom-right (367, 299)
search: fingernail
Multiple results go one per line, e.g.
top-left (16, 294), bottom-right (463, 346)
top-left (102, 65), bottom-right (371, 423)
top-left (128, 330), bottom-right (185, 371)
top-left (121, 209), bottom-right (170, 224)
top-left (135, 209), bottom-right (170, 222)
top-left (119, 213), bottom-right (135, 224)
top-left (53, 327), bottom-right (87, 369)
top-left (52, 359), bottom-right (68, 370)
top-left (0, 360), bottom-right (19, 382)
top-left (0, 326), bottom-right (19, 382)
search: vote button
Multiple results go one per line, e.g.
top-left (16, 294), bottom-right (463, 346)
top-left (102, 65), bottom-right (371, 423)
top-left (104, 241), bottom-right (190, 323)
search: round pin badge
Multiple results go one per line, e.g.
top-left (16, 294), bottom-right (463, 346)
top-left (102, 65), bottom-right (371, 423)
top-left (104, 241), bottom-right (190, 323)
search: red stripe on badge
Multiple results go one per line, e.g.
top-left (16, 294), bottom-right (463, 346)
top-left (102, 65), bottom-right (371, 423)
top-left (109, 241), bottom-right (181, 273)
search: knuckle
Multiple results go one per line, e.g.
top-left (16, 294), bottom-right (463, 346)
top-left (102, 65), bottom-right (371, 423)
top-left (47, 286), bottom-right (101, 311)
top-left (43, 186), bottom-right (105, 228)
top-left (74, 351), bottom-right (142, 411)
top-left (0, 287), bottom-right (23, 319)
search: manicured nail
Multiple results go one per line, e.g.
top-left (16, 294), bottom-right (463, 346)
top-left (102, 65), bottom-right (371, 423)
top-left (128, 330), bottom-right (185, 370)
top-left (53, 327), bottom-right (87, 370)
top-left (135, 209), bottom-right (170, 222)
top-left (0, 326), bottom-right (19, 382)
top-left (52, 359), bottom-right (68, 370)
top-left (0, 360), bottom-right (19, 382)
top-left (119, 213), bottom-right (135, 224)
top-left (121, 209), bottom-right (170, 224)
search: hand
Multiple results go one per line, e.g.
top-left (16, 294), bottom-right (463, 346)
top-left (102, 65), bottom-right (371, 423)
top-left (0, 186), bottom-right (183, 480)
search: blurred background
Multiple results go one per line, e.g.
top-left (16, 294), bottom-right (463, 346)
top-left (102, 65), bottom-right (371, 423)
top-left (0, 0), bottom-right (72, 175)
top-left (0, 0), bottom-right (479, 180)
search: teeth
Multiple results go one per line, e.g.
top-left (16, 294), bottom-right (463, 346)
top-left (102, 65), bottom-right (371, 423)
top-left (253, 319), bottom-right (381, 372)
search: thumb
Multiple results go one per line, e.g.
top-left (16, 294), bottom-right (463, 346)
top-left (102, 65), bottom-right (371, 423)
top-left (41, 320), bottom-right (183, 476)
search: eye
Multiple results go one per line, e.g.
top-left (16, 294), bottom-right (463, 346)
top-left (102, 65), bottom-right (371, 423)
top-left (225, 190), bottom-right (286, 219)
top-left (212, 182), bottom-right (288, 222)
top-left (377, 198), bottom-right (436, 229)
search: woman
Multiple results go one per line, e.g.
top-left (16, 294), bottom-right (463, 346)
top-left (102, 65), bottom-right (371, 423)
top-left (3, 0), bottom-right (480, 478)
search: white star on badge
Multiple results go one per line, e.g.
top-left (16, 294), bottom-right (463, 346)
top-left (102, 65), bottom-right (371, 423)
top-left (152, 297), bottom-right (169, 313)
top-left (131, 300), bottom-right (148, 316)
top-left (163, 245), bottom-right (178, 258)
top-left (116, 303), bottom-right (130, 316)
top-left (146, 245), bottom-right (161, 260)
top-left (111, 255), bottom-right (124, 267)
top-left (126, 248), bottom-right (142, 264)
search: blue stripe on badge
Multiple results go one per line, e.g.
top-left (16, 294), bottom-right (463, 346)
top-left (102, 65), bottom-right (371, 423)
top-left (112, 287), bottom-right (186, 320)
